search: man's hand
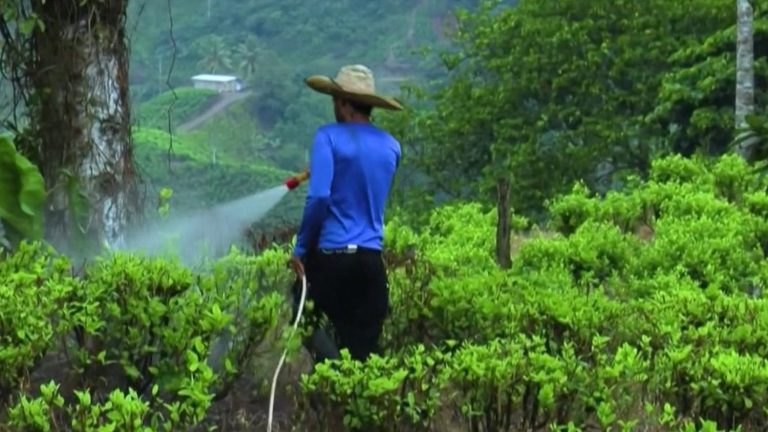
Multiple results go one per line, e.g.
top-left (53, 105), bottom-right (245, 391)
top-left (288, 255), bottom-right (305, 279)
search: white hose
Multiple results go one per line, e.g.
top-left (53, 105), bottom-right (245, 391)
top-left (267, 273), bottom-right (307, 432)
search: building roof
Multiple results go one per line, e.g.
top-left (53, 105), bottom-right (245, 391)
top-left (191, 74), bottom-right (240, 82)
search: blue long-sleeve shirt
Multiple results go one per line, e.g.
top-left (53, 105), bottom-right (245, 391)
top-left (293, 123), bottom-right (401, 258)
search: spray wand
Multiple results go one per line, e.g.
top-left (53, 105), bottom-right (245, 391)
top-left (284, 169), bottom-right (310, 191)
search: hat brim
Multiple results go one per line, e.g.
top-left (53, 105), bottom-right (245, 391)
top-left (305, 75), bottom-right (403, 111)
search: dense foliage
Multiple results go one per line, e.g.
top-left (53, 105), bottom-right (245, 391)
top-left (0, 136), bottom-right (45, 247)
top-left (129, 84), bottom-right (307, 233)
top-left (383, 0), bottom-right (767, 219)
top-left (134, 88), bottom-right (219, 131)
top-left (126, 0), bottom-right (472, 174)
top-left (0, 242), bottom-right (293, 430)
top-left (131, 125), bottom-right (305, 236)
top-left (649, 18), bottom-right (768, 156)
top-left (298, 154), bottom-right (768, 431)
top-left (5, 155), bottom-right (768, 431)
top-left (1, 0), bottom-right (768, 431)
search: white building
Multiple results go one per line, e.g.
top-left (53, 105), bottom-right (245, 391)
top-left (191, 74), bottom-right (244, 93)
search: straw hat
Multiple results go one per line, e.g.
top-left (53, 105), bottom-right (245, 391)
top-left (305, 64), bottom-right (403, 111)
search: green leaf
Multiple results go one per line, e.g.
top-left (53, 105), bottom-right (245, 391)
top-left (19, 17), bottom-right (36, 36)
top-left (745, 114), bottom-right (768, 132)
top-left (0, 136), bottom-right (46, 241)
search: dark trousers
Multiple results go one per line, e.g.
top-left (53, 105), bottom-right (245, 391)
top-left (292, 247), bottom-right (389, 363)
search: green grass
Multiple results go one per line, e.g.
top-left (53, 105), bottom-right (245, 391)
top-left (135, 87), bottom-right (219, 131)
top-left (133, 127), bottom-right (218, 165)
top-left (191, 98), bottom-right (266, 163)
top-left (134, 93), bottom-right (276, 168)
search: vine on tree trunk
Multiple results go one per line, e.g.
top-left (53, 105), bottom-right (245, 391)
top-left (0, 0), bottom-right (141, 255)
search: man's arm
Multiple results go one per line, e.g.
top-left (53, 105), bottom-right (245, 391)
top-left (293, 130), bottom-right (334, 258)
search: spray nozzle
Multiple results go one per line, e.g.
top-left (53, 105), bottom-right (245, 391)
top-left (285, 169), bottom-right (310, 190)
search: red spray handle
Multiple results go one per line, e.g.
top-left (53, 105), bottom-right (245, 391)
top-left (285, 170), bottom-right (310, 190)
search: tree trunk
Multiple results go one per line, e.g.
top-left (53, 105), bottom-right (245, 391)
top-left (495, 177), bottom-right (511, 269)
top-left (30, 0), bottom-right (138, 255)
top-left (735, 0), bottom-right (755, 161)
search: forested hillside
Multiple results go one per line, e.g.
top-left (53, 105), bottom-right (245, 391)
top-left (1, 0), bottom-right (768, 431)
top-left (123, 0), bottom-right (476, 226)
top-left (126, 0), bottom-right (476, 147)
top-left (127, 0), bottom-right (470, 99)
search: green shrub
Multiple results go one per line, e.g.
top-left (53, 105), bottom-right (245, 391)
top-left (0, 244), bottom-right (292, 431)
top-left (0, 242), bottom-right (73, 398)
top-left (7, 382), bottom-right (153, 432)
top-left (545, 154), bottom-right (768, 296)
top-left (418, 202), bottom-right (499, 276)
top-left (7, 153), bottom-right (768, 431)
top-left (299, 345), bottom-right (448, 432)
top-left (135, 87), bottom-right (218, 131)
top-left (299, 153), bottom-right (768, 432)
top-left (0, 136), bottom-right (46, 246)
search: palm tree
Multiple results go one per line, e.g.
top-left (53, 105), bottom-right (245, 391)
top-left (194, 35), bottom-right (233, 73)
top-left (236, 35), bottom-right (261, 79)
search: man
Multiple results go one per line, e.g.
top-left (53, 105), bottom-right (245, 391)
top-left (288, 64), bottom-right (403, 363)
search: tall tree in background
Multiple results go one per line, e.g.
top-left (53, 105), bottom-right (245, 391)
top-left (647, 7), bottom-right (767, 158)
top-left (735, 0), bottom-right (756, 160)
top-left (195, 35), bottom-right (233, 74)
top-left (0, 0), bottom-right (139, 254)
top-left (237, 35), bottom-right (262, 79)
top-left (385, 0), bottom-right (733, 268)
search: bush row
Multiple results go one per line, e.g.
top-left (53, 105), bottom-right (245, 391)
top-left (3, 154), bottom-right (768, 431)
top-left (0, 243), bottom-right (293, 431)
top-left (299, 154), bottom-right (768, 432)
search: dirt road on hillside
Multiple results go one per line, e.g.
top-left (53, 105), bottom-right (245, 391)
top-left (177, 90), bottom-right (254, 132)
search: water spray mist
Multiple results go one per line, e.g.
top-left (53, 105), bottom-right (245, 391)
top-left (120, 169), bottom-right (310, 268)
